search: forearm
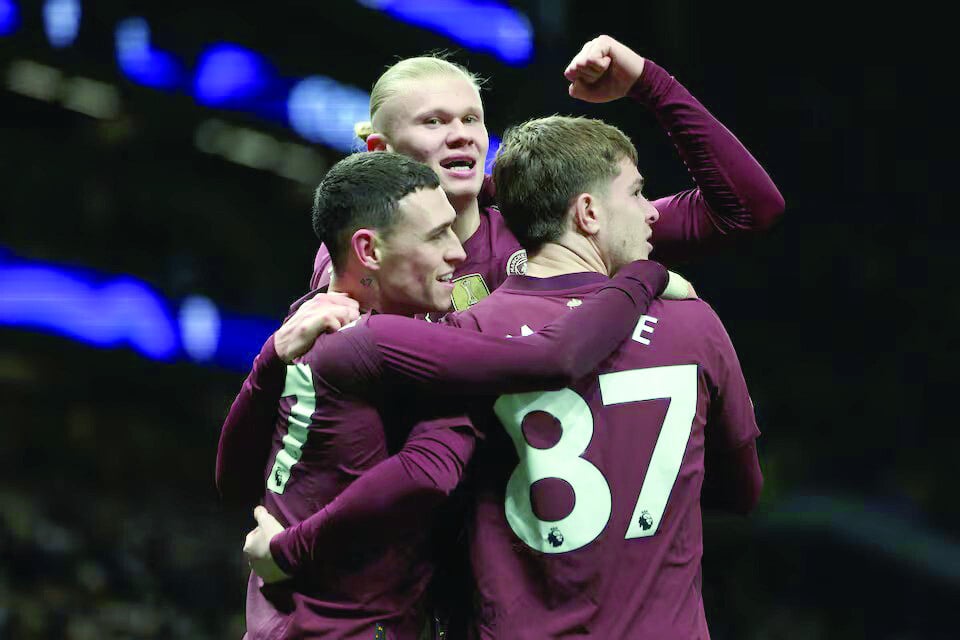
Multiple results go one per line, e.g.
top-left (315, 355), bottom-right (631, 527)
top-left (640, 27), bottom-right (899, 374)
top-left (215, 335), bottom-right (285, 507)
top-left (367, 260), bottom-right (668, 393)
top-left (269, 420), bottom-right (475, 577)
top-left (633, 61), bottom-right (784, 259)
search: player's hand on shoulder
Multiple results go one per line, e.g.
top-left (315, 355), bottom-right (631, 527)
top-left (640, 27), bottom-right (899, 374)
top-left (275, 292), bottom-right (360, 363)
top-left (662, 270), bottom-right (698, 300)
top-left (564, 35), bottom-right (646, 104)
top-left (243, 506), bottom-right (291, 584)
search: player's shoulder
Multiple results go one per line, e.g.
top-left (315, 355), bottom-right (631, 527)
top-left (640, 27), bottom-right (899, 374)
top-left (649, 297), bottom-right (726, 335)
top-left (299, 315), bottom-right (369, 369)
top-left (482, 204), bottom-right (504, 223)
top-left (449, 286), bottom-right (516, 329)
top-left (483, 207), bottom-right (525, 267)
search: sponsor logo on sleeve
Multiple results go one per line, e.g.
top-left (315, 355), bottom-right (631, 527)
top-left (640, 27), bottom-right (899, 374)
top-left (451, 273), bottom-right (490, 311)
top-left (505, 249), bottom-right (527, 276)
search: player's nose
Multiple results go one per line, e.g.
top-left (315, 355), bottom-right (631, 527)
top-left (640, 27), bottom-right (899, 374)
top-left (448, 241), bottom-right (466, 266)
top-left (446, 120), bottom-right (474, 146)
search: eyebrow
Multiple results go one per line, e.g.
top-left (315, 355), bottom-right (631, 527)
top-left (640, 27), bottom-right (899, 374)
top-left (632, 176), bottom-right (645, 191)
top-left (414, 107), bottom-right (450, 119)
top-left (413, 106), bottom-right (482, 120)
top-left (427, 220), bottom-right (454, 237)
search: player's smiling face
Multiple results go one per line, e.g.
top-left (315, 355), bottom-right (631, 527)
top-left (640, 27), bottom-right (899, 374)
top-left (375, 186), bottom-right (466, 316)
top-left (595, 157), bottom-right (660, 268)
top-left (377, 74), bottom-right (489, 213)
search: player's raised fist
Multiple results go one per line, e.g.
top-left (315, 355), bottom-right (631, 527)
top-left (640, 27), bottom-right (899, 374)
top-left (564, 35), bottom-right (646, 104)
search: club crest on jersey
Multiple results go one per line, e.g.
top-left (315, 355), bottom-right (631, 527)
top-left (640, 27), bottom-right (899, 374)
top-left (374, 622), bottom-right (386, 640)
top-left (638, 510), bottom-right (654, 531)
top-left (451, 273), bottom-right (490, 311)
top-left (506, 249), bottom-right (527, 276)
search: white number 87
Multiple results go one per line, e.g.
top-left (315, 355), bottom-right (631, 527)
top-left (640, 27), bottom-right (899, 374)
top-left (493, 364), bottom-right (697, 554)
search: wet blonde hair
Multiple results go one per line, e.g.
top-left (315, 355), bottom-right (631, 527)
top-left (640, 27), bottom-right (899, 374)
top-left (354, 55), bottom-right (485, 142)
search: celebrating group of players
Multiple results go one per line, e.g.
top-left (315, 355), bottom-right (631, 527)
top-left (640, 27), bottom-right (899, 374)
top-left (216, 34), bottom-right (784, 639)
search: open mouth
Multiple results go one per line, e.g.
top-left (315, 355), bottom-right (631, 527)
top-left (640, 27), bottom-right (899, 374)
top-left (437, 273), bottom-right (454, 283)
top-left (439, 158), bottom-right (476, 173)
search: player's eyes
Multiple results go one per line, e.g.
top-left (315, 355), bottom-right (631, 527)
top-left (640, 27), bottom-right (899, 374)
top-left (424, 117), bottom-right (443, 126)
top-left (464, 114), bottom-right (481, 124)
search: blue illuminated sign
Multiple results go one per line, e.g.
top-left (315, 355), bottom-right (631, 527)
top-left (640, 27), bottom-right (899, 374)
top-left (485, 134), bottom-right (500, 173)
top-left (43, 0), bottom-right (81, 48)
top-left (287, 75), bottom-right (372, 153)
top-left (115, 17), bottom-right (186, 91)
top-left (11, 9), bottom-right (504, 168)
top-left (0, 0), bottom-right (20, 36)
top-left (0, 250), bottom-right (277, 371)
top-left (194, 44), bottom-right (271, 108)
top-left (357, 0), bottom-right (533, 65)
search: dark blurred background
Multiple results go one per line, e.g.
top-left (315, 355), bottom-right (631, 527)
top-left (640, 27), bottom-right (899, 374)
top-left (1, 1), bottom-right (954, 638)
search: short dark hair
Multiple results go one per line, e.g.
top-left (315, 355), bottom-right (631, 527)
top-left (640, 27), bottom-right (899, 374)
top-left (312, 152), bottom-right (440, 272)
top-left (492, 115), bottom-right (637, 254)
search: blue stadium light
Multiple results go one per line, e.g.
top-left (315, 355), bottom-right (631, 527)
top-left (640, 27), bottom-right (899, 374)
top-left (0, 250), bottom-right (276, 371)
top-left (358, 0), bottom-right (533, 65)
top-left (115, 17), bottom-right (185, 92)
top-left (214, 313), bottom-right (279, 372)
top-left (179, 295), bottom-right (221, 362)
top-left (485, 134), bottom-right (500, 173)
top-left (24, 11), bottom-right (511, 161)
top-left (287, 75), bottom-right (372, 153)
top-left (194, 44), bottom-right (271, 109)
top-left (43, 0), bottom-right (81, 48)
top-left (0, 256), bottom-right (178, 360)
top-left (0, 0), bottom-right (19, 36)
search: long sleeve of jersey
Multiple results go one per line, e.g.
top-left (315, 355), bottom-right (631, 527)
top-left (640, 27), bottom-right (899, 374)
top-left (215, 260), bottom-right (666, 510)
top-left (215, 335), bottom-right (286, 507)
top-left (270, 413), bottom-right (477, 579)
top-left (266, 261), bottom-right (669, 575)
top-left (631, 60), bottom-right (785, 263)
top-left (698, 305), bottom-right (764, 514)
top-left (351, 260), bottom-right (669, 394)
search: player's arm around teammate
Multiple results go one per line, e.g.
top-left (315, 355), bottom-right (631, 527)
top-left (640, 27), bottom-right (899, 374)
top-left (217, 262), bottom-right (692, 509)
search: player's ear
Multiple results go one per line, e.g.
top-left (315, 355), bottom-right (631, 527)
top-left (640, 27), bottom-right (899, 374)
top-left (571, 192), bottom-right (601, 236)
top-left (350, 228), bottom-right (382, 271)
top-left (366, 133), bottom-right (389, 152)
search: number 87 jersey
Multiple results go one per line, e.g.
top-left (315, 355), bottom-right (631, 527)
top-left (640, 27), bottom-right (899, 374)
top-left (448, 272), bottom-right (761, 640)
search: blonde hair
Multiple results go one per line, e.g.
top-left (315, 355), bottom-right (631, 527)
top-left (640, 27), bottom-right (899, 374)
top-left (354, 55), bottom-right (485, 142)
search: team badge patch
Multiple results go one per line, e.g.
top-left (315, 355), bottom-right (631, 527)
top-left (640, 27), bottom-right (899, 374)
top-left (506, 249), bottom-right (527, 276)
top-left (451, 273), bottom-right (490, 311)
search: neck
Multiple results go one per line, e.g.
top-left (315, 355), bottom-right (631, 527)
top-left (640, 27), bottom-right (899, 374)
top-left (330, 271), bottom-right (380, 313)
top-left (451, 196), bottom-right (481, 242)
top-left (525, 236), bottom-right (609, 278)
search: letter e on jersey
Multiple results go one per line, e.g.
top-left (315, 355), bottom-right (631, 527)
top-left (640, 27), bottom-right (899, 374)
top-left (631, 315), bottom-right (658, 345)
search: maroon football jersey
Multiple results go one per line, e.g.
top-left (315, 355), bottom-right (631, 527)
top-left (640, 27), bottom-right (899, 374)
top-left (245, 319), bottom-right (475, 640)
top-left (232, 261), bottom-right (670, 639)
top-left (450, 272), bottom-right (759, 639)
